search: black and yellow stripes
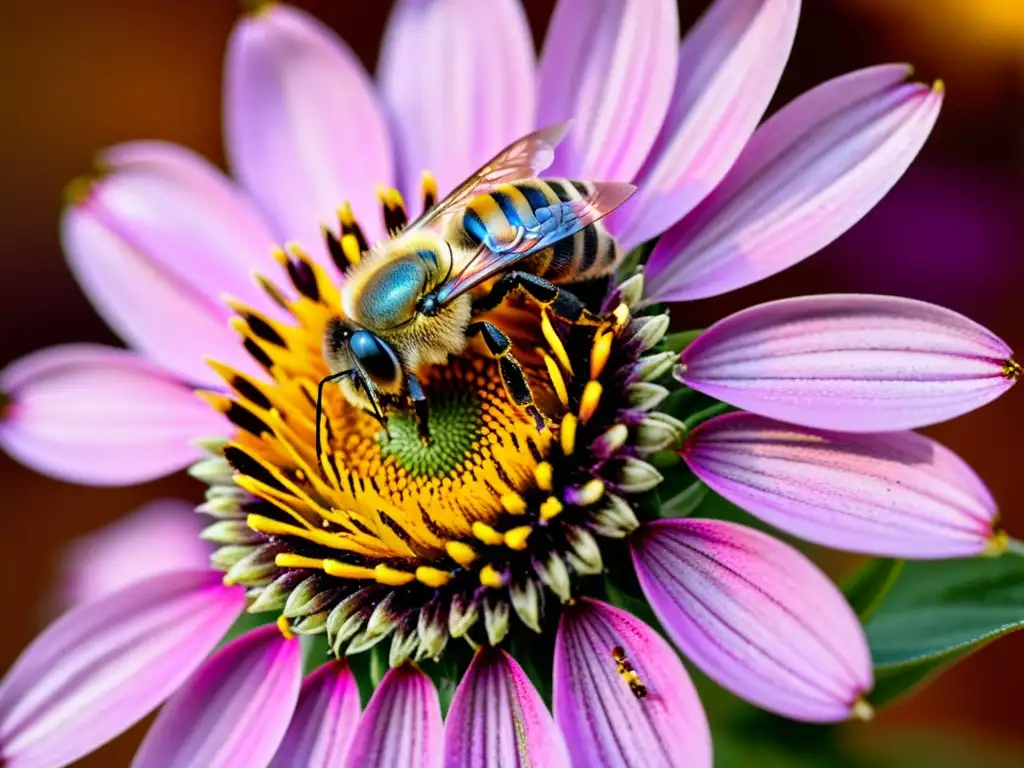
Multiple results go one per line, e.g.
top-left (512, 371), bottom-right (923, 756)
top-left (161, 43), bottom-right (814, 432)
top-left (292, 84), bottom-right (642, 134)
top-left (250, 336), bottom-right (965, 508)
top-left (456, 179), bottom-right (622, 283)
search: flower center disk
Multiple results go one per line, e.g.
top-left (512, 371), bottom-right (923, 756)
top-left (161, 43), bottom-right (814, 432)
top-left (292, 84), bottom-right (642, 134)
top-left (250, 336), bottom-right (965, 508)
top-left (195, 197), bottom-right (673, 667)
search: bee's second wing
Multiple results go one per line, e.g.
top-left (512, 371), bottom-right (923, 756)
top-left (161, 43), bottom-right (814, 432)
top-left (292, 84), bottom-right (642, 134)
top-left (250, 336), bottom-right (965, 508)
top-left (405, 122), bottom-right (570, 233)
top-left (433, 181), bottom-right (636, 307)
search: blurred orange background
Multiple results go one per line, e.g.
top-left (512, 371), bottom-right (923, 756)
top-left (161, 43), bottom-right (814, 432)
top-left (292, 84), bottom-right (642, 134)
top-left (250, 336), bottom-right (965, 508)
top-left (0, 0), bottom-right (1021, 763)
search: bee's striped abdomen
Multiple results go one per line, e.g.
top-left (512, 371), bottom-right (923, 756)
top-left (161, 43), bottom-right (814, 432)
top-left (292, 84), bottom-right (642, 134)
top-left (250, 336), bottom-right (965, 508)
top-left (456, 179), bottom-right (622, 284)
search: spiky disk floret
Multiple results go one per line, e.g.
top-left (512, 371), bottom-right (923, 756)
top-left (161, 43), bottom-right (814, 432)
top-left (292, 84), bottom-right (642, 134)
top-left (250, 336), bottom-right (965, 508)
top-left (195, 194), bottom-right (677, 667)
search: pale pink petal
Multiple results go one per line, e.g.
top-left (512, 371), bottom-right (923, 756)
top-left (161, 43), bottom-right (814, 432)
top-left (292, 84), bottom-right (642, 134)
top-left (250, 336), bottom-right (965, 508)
top-left (610, 0), bottom-right (800, 249)
top-left (683, 413), bottom-right (1000, 558)
top-left (59, 499), bottom-right (209, 609)
top-left (225, 3), bottom-right (393, 255)
top-left (63, 185), bottom-right (262, 386)
top-left (269, 661), bottom-right (361, 768)
top-left (554, 599), bottom-right (711, 768)
top-left (537, 0), bottom-right (678, 181)
top-left (646, 65), bottom-right (943, 302)
top-left (0, 345), bottom-right (227, 486)
top-left (679, 294), bottom-right (1016, 432)
top-left (379, 0), bottom-right (535, 204)
top-left (133, 625), bottom-right (302, 768)
top-left (0, 571), bottom-right (244, 768)
top-left (343, 665), bottom-right (442, 768)
top-left (97, 142), bottom-right (283, 314)
top-left (632, 519), bottom-right (873, 722)
top-left (444, 649), bottom-right (570, 768)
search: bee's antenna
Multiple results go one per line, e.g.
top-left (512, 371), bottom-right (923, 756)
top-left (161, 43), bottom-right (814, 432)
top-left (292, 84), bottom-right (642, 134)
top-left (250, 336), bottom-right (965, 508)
top-left (316, 369), bottom-right (357, 480)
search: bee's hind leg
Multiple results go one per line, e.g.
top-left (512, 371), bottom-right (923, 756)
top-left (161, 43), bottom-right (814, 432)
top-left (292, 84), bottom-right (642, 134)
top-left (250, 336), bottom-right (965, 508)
top-left (406, 373), bottom-right (431, 443)
top-left (466, 321), bottom-right (546, 432)
top-left (471, 271), bottom-right (601, 325)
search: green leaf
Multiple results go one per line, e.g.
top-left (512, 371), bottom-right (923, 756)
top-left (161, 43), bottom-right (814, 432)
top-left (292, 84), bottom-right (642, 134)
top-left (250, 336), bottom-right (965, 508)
top-left (864, 554), bottom-right (1024, 707)
top-left (843, 558), bottom-right (905, 622)
top-left (217, 610), bottom-right (275, 649)
top-left (661, 329), bottom-right (703, 353)
top-left (659, 477), bottom-right (708, 518)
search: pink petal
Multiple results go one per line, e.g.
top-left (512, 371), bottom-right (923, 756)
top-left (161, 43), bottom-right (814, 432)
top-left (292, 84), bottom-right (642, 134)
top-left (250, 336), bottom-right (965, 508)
top-left (632, 519), bottom-right (873, 722)
top-left (444, 649), bottom-right (570, 768)
top-left (537, 0), bottom-right (679, 181)
top-left (379, 0), bottom-right (535, 204)
top-left (343, 665), bottom-right (442, 768)
top-left (63, 174), bottom-right (264, 386)
top-left (554, 599), bottom-right (711, 768)
top-left (683, 413), bottom-right (1000, 558)
top-left (225, 3), bottom-right (393, 255)
top-left (58, 498), bottom-right (209, 609)
top-left (269, 661), bottom-right (361, 768)
top-left (610, 0), bottom-right (800, 249)
top-left (679, 294), bottom-right (1017, 432)
top-left (133, 625), bottom-right (302, 768)
top-left (0, 345), bottom-right (227, 486)
top-left (0, 571), bottom-right (244, 768)
top-left (646, 65), bottom-right (943, 302)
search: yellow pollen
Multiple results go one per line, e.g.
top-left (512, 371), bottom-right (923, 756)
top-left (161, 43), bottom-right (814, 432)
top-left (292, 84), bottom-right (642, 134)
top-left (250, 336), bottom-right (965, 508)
top-left (541, 311), bottom-right (573, 375)
top-left (323, 561), bottom-right (377, 580)
top-left (341, 234), bottom-right (363, 265)
top-left (376, 185), bottom-right (406, 210)
top-left (277, 615), bottom-right (295, 640)
top-left (446, 541), bottom-right (478, 567)
top-left (611, 302), bottom-right (630, 330)
top-left (479, 564), bottom-right (506, 588)
top-left (537, 348), bottom-right (570, 408)
top-left (560, 414), bottom-right (578, 456)
top-left (540, 496), bottom-right (563, 521)
top-left (501, 493), bottom-right (528, 515)
top-left (574, 478), bottom-right (606, 506)
top-left (535, 462), bottom-right (554, 491)
top-left (338, 201), bottom-right (356, 227)
top-left (415, 566), bottom-right (453, 588)
top-left (579, 381), bottom-right (603, 423)
top-left (421, 171), bottom-right (438, 199)
top-left (374, 564), bottom-right (416, 586)
top-left (275, 553), bottom-right (326, 571)
top-left (851, 698), bottom-right (875, 722)
top-left (63, 175), bottom-right (96, 207)
top-left (504, 525), bottom-right (533, 551)
top-left (932, 79), bottom-right (945, 94)
top-left (982, 529), bottom-right (1009, 557)
top-left (590, 330), bottom-right (614, 380)
top-left (1003, 359), bottom-right (1021, 381)
top-left (472, 522), bottom-right (506, 546)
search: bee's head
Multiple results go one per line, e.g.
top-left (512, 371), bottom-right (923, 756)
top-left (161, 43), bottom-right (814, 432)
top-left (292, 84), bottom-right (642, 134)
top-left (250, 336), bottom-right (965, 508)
top-left (347, 329), bottom-right (403, 392)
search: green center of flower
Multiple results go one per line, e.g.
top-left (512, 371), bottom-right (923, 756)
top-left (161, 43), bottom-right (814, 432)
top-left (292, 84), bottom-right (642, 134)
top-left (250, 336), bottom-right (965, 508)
top-left (378, 390), bottom-right (481, 477)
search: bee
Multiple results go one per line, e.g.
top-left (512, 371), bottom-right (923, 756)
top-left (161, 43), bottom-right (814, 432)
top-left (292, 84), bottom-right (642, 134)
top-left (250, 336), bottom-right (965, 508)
top-left (316, 123), bottom-right (636, 471)
top-left (611, 646), bottom-right (648, 700)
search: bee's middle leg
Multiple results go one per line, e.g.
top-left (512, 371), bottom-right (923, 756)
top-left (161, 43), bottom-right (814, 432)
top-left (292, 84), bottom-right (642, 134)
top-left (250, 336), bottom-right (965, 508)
top-left (406, 372), bottom-right (430, 443)
top-left (471, 271), bottom-right (601, 325)
top-left (466, 321), bottom-right (546, 432)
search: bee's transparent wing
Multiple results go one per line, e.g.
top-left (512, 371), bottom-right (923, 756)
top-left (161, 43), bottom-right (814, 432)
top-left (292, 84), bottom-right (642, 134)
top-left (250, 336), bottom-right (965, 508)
top-left (433, 181), bottom-right (636, 307)
top-left (405, 122), bottom-right (571, 233)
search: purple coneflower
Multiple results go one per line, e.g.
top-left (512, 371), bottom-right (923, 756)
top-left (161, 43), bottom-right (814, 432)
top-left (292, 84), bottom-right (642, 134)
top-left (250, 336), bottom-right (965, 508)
top-left (0, 1), bottom-right (1016, 767)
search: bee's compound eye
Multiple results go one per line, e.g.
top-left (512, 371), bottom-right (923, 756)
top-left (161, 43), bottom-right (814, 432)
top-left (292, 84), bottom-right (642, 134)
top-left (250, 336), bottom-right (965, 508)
top-left (348, 330), bottom-right (401, 387)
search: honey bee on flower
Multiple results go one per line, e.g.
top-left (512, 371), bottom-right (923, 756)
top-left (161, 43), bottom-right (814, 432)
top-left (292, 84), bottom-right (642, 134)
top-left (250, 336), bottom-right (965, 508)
top-left (0, 1), bottom-right (1018, 767)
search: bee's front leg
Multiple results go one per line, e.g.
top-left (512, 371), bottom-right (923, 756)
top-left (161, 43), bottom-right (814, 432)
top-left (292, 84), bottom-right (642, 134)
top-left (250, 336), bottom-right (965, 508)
top-left (471, 270), bottom-right (601, 326)
top-left (407, 373), bottom-right (431, 443)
